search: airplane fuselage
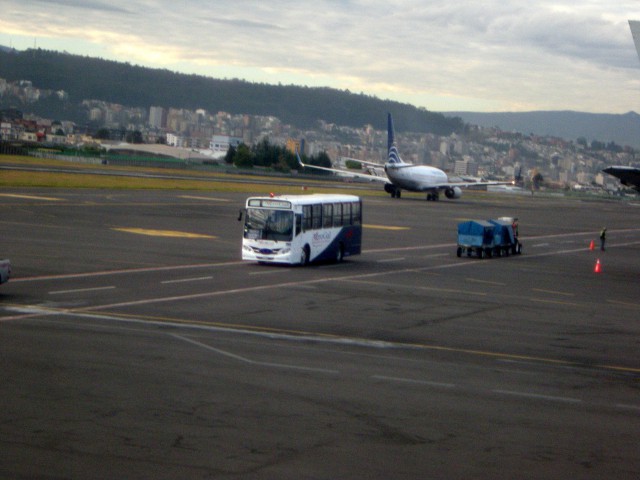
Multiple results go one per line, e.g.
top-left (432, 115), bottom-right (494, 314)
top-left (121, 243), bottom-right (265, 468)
top-left (385, 163), bottom-right (448, 192)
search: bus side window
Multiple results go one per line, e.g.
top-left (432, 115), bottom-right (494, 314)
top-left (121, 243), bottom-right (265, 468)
top-left (295, 213), bottom-right (302, 236)
top-left (311, 204), bottom-right (322, 229)
top-left (333, 203), bottom-right (343, 226)
top-left (352, 202), bottom-right (361, 225)
top-left (302, 205), bottom-right (312, 231)
top-left (322, 204), bottom-right (333, 228)
top-left (343, 202), bottom-right (352, 225)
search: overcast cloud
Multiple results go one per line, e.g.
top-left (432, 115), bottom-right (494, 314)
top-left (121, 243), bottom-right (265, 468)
top-left (2, 1), bottom-right (640, 113)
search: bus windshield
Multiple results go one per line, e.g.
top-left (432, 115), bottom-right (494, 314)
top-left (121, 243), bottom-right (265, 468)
top-left (244, 208), bottom-right (293, 242)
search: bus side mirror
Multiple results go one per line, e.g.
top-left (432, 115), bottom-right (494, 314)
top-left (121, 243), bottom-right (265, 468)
top-left (237, 210), bottom-right (243, 221)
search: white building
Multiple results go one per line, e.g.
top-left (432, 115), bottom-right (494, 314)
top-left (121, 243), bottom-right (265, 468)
top-left (209, 134), bottom-right (242, 155)
top-left (166, 133), bottom-right (185, 147)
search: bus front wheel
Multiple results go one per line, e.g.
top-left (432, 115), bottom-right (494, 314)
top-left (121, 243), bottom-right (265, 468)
top-left (301, 245), bottom-right (310, 266)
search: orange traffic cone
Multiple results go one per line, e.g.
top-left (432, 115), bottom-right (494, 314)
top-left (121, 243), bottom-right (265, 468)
top-left (589, 240), bottom-right (595, 251)
top-left (594, 258), bottom-right (601, 273)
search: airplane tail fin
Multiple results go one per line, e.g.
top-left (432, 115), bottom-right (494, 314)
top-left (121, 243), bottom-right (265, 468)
top-left (514, 165), bottom-right (523, 186)
top-left (386, 113), bottom-right (404, 165)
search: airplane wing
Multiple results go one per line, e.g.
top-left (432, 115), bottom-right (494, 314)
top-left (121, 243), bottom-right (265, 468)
top-left (603, 166), bottom-right (640, 192)
top-left (297, 153), bottom-right (391, 184)
top-left (441, 179), bottom-right (515, 189)
top-left (340, 156), bottom-right (387, 169)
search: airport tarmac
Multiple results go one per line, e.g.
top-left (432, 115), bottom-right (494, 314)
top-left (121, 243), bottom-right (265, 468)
top-left (1, 188), bottom-right (640, 479)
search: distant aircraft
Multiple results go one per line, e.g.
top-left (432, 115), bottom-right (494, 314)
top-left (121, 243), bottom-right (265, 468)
top-left (298, 113), bottom-right (511, 201)
top-left (603, 166), bottom-right (640, 193)
top-left (601, 21), bottom-right (640, 194)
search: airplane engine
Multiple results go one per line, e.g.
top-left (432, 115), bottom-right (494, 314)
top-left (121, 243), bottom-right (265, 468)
top-left (445, 186), bottom-right (462, 199)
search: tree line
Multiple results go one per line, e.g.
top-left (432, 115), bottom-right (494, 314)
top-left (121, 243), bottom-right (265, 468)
top-left (224, 138), bottom-right (331, 173)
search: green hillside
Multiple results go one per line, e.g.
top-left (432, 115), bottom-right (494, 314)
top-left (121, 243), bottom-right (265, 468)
top-left (0, 47), bottom-right (463, 135)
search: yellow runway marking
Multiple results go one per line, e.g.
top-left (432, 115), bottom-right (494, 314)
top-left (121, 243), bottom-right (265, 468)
top-left (364, 224), bottom-right (410, 231)
top-left (113, 228), bottom-right (217, 239)
top-left (0, 193), bottom-right (63, 201)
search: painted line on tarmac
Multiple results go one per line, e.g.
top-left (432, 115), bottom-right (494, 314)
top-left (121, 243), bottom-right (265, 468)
top-left (10, 307), bottom-right (638, 413)
top-left (372, 375), bottom-right (456, 389)
top-left (364, 243), bottom-right (452, 253)
top-left (161, 276), bottom-right (213, 284)
top-left (249, 269), bottom-right (293, 275)
top-left (465, 278), bottom-right (506, 286)
top-left (169, 333), bottom-right (340, 374)
top-left (606, 299), bottom-right (640, 309)
top-left (10, 261), bottom-right (244, 282)
top-left (113, 227), bottom-right (217, 239)
top-left (49, 286), bottom-right (116, 295)
top-left (493, 389), bottom-right (582, 404)
top-left (420, 253), bottom-right (449, 259)
top-left (364, 224), bottom-right (410, 231)
top-left (6, 303), bottom-right (640, 376)
top-left (0, 193), bottom-right (63, 201)
top-left (528, 297), bottom-right (583, 307)
top-left (179, 195), bottom-right (231, 202)
top-left (377, 257), bottom-right (406, 263)
top-left (346, 279), bottom-right (488, 297)
top-left (532, 288), bottom-right (574, 297)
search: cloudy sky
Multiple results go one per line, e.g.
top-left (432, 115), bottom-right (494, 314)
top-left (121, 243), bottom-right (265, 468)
top-left (2, 1), bottom-right (640, 114)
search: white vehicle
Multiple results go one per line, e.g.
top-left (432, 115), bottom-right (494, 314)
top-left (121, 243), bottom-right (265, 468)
top-left (241, 194), bottom-right (362, 265)
top-left (0, 259), bottom-right (11, 284)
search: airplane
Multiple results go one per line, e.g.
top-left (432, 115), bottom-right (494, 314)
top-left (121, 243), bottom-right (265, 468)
top-left (602, 166), bottom-right (640, 193)
top-left (297, 113), bottom-right (512, 201)
top-left (600, 21), bottom-right (640, 194)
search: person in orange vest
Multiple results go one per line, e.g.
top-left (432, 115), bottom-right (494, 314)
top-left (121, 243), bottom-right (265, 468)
top-left (599, 227), bottom-right (606, 251)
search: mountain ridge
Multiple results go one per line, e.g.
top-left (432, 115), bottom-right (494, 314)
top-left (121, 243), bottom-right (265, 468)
top-left (1, 47), bottom-right (639, 147)
top-left (445, 110), bottom-right (640, 148)
top-left (0, 47), bottom-right (462, 135)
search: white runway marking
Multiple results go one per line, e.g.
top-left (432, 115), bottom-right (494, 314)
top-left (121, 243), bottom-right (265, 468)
top-left (249, 269), bottom-right (293, 275)
top-left (49, 286), bottom-right (116, 295)
top-left (179, 195), bottom-right (230, 202)
top-left (161, 276), bottom-right (213, 284)
top-left (170, 333), bottom-right (340, 374)
top-left (493, 389), bottom-right (581, 404)
top-left (372, 375), bottom-right (455, 389)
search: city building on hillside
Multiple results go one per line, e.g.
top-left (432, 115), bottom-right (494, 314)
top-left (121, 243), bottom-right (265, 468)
top-left (454, 158), bottom-right (479, 176)
top-left (286, 138), bottom-right (304, 155)
top-left (149, 106), bottom-right (166, 129)
top-left (210, 134), bottom-right (242, 156)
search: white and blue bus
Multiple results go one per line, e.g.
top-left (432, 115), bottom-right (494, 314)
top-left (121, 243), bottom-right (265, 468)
top-left (241, 194), bottom-right (362, 265)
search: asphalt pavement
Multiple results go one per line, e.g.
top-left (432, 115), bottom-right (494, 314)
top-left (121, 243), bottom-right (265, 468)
top-left (1, 188), bottom-right (639, 479)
